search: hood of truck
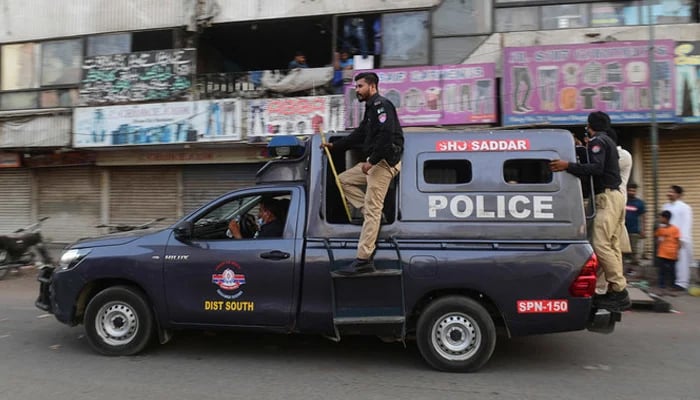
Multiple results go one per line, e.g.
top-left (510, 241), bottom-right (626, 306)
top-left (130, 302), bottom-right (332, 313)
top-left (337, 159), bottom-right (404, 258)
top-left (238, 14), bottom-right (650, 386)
top-left (70, 228), bottom-right (168, 248)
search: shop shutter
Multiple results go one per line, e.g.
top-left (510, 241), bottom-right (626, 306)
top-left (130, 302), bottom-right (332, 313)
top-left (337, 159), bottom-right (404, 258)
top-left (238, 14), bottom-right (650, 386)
top-left (109, 166), bottom-right (179, 227)
top-left (182, 163), bottom-right (262, 214)
top-left (36, 166), bottom-right (102, 243)
top-left (642, 133), bottom-right (700, 259)
top-left (0, 168), bottom-right (32, 234)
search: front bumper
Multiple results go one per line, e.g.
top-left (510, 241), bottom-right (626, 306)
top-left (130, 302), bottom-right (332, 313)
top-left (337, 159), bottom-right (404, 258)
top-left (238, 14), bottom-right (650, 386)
top-left (35, 266), bottom-right (54, 312)
top-left (35, 265), bottom-right (84, 325)
top-left (586, 308), bottom-right (621, 334)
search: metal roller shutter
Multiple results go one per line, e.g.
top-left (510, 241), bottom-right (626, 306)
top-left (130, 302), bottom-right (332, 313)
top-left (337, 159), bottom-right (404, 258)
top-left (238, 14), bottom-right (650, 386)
top-left (36, 166), bottom-right (102, 243)
top-left (109, 166), bottom-right (179, 227)
top-left (642, 132), bottom-right (700, 259)
top-left (182, 163), bottom-right (262, 214)
top-left (0, 168), bottom-right (32, 234)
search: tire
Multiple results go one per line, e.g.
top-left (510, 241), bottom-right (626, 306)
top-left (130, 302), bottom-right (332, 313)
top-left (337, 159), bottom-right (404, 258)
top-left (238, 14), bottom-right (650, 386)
top-left (84, 286), bottom-right (154, 356)
top-left (0, 267), bottom-right (8, 280)
top-left (416, 296), bottom-right (496, 372)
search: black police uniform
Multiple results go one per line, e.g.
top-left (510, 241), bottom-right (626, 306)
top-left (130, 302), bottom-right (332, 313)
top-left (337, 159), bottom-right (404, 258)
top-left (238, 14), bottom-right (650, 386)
top-left (566, 132), bottom-right (621, 193)
top-left (333, 93), bottom-right (404, 165)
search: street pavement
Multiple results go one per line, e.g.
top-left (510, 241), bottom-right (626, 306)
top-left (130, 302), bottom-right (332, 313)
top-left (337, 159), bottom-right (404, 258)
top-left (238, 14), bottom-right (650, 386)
top-left (1, 268), bottom-right (699, 400)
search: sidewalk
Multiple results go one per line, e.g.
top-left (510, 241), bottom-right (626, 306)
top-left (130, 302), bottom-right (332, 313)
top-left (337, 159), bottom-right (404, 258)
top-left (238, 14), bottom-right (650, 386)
top-left (624, 258), bottom-right (700, 297)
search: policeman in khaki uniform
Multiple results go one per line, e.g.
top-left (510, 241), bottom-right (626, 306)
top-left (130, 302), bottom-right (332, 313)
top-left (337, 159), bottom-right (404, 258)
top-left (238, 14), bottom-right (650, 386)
top-left (321, 72), bottom-right (404, 275)
top-left (550, 111), bottom-right (630, 311)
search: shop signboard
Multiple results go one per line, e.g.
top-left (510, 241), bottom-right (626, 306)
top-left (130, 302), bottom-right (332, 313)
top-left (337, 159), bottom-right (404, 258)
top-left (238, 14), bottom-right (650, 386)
top-left (345, 63), bottom-right (497, 128)
top-left (73, 99), bottom-right (242, 147)
top-left (675, 41), bottom-right (700, 123)
top-left (0, 152), bottom-right (21, 168)
top-left (79, 48), bottom-right (195, 105)
top-left (502, 40), bottom-right (676, 126)
top-left (246, 95), bottom-right (345, 138)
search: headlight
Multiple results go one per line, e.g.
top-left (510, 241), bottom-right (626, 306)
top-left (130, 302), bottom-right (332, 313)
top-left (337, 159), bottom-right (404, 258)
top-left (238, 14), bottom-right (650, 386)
top-left (59, 248), bottom-right (91, 271)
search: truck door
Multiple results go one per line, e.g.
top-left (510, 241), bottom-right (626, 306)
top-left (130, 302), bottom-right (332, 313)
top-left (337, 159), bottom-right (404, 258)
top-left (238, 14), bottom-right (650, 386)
top-left (163, 186), bottom-right (303, 327)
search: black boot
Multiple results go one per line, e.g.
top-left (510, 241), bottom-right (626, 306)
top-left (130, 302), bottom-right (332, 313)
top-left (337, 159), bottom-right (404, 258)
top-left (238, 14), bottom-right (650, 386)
top-left (335, 259), bottom-right (376, 275)
top-left (593, 289), bottom-right (631, 312)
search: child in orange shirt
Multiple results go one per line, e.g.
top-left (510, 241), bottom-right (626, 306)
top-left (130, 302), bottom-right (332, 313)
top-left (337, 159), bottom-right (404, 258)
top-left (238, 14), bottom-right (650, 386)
top-left (655, 211), bottom-right (680, 290)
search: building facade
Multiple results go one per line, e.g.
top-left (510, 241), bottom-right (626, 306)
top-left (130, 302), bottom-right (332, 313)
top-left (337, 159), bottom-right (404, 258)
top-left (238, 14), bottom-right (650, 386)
top-left (0, 0), bottom-right (699, 259)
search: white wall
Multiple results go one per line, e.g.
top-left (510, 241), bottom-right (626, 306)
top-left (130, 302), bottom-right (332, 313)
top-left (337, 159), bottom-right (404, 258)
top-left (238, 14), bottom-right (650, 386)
top-left (0, 0), bottom-right (185, 43)
top-left (212, 0), bottom-right (440, 23)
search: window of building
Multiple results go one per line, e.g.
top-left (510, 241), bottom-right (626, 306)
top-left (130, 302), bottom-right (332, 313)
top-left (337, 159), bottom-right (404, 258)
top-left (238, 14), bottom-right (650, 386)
top-left (503, 159), bottom-right (552, 184)
top-left (495, 7), bottom-right (539, 32)
top-left (0, 91), bottom-right (38, 110)
top-left (424, 160), bottom-right (473, 184)
top-left (87, 33), bottom-right (132, 56)
top-left (542, 4), bottom-right (589, 29)
top-left (646, 0), bottom-right (693, 24)
top-left (132, 30), bottom-right (174, 52)
top-left (432, 0), bottom-right (492, 36)
top-left (41, 39), bottom-right (83, 86)
top-left (591, 2), bottom-right (629, 27)
top-left (40, 89), bottom-right (79, 108)
top-left (1, 43), bottom-right (40, 91)
top-left (381, 11), bottom-right (429, 67)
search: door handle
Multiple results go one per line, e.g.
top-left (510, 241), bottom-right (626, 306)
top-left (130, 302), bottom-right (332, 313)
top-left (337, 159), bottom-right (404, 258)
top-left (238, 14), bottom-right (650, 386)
top-left (260, 250), bottom-right (290, 260)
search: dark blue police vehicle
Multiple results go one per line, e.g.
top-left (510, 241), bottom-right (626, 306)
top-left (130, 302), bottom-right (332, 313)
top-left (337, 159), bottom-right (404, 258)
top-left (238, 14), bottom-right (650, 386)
top-left (36, 130), bottom-right (619, 372)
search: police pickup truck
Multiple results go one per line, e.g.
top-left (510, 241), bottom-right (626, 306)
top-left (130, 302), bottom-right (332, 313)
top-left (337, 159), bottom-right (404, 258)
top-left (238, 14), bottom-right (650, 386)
top-left (36, 129), bottom-right (619, 372)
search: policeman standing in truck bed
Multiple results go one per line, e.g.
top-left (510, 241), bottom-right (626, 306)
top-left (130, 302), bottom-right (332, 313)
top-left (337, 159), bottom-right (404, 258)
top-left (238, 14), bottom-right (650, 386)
top-left (320, 71), bottom-right (404, 275)
top-left (549, 111), bottom-right (630, 312)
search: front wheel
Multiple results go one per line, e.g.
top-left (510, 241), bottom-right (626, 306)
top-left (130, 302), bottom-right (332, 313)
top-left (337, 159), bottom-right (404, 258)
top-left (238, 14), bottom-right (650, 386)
top-left (416, 296), bottom-right (496, 372)
top-left (84, 286), bottom-right (154, 356)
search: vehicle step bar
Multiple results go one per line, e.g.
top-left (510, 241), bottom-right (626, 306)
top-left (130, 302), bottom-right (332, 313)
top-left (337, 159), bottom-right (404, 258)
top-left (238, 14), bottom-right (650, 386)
top-left (330, 269), bottom-right (402, 278)
top-left (333, 316), bottom-right (405, 325)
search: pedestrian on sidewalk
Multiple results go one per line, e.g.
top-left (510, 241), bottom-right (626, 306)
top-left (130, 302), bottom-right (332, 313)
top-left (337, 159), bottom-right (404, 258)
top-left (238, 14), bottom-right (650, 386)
top-left (655, 210), bottom-right (680, 293)
top-left (662, 185), bottom-right (693, 291)
top-left (625, 183), bottom-right (647, 268)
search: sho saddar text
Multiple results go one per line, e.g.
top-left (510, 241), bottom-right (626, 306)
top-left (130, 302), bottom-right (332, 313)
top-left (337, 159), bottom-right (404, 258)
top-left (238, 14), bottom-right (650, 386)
top-left (429, 195), bottom-right (554, 219)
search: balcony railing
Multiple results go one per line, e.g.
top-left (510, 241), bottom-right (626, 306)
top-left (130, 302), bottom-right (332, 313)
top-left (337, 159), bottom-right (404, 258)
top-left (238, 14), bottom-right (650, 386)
top-left (195, 67), bottom-right (337, 100)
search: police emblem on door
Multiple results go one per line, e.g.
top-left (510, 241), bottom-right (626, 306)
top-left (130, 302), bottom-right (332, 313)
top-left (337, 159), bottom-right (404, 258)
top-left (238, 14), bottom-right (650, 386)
top-left (212, 260), bottom-right (247, 299)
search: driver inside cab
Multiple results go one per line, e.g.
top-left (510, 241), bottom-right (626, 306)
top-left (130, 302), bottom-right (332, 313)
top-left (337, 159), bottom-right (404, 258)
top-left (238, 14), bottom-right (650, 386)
top-left (228, 197), bottom-right (286, 239)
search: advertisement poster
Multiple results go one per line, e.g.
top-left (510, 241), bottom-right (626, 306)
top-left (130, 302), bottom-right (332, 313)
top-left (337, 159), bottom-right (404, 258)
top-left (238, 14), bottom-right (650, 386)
top-left (79, 48), bottom-right (195, 105)
top-left (344, 63), bottom-right (497, 128)
top-left (675, 41), bottom-right (700, 123)
top-left (247, 95), bottom-right (345, 137)
top-left (502, 40), bottom-right (676, 126)
top-left (73, 99), bottom-right (242, 147)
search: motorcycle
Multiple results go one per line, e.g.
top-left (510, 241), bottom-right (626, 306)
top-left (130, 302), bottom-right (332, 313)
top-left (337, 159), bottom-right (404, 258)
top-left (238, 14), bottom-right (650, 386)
top-left (0, 217), bottom-right (54, 280)
top-left (95, 217), bottom-right (165, 234)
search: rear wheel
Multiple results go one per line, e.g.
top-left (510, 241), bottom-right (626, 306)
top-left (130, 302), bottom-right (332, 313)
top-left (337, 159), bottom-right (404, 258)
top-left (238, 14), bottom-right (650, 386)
top-left (84, 286), bottom-right (154, 356)
top-left (416, 296), bottom-right (496, 372)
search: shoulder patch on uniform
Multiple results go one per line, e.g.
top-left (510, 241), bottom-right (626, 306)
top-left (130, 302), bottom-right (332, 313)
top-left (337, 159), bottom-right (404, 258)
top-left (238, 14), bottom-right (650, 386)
top-left (591, 144), bottom-right (601, 154)
top-left (374, 100), bottom-right (382, 106)
top-left (377, 107), bottom-right (385, 114)
top-left (378, 113), bottom-right (387, 123)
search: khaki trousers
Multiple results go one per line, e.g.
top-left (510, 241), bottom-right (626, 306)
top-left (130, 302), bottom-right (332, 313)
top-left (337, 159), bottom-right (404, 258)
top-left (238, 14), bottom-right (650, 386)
top-left (338, 159), bottom-right (401, 259)
top-left (591, 189), bottom-right (627, 293)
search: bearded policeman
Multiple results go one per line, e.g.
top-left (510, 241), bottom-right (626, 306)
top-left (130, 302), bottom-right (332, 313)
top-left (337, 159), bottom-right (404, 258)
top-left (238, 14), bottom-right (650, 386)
top-left (320, 72), bottom-right (404, 275)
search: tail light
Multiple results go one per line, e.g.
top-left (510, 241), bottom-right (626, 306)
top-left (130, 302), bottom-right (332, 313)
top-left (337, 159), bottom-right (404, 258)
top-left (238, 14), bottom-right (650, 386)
top-left (569, 253), bottom-right (598, 297)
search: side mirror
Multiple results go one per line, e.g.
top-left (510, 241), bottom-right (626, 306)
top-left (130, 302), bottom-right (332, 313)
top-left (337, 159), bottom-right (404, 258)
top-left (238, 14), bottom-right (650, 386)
top-left (174, 221), bottom-right (193, 241)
